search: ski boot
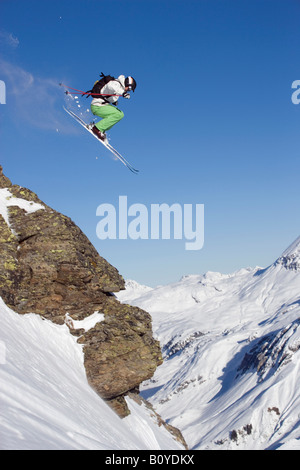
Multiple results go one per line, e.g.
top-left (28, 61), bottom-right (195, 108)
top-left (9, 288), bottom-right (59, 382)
top-left (90, 125), bottom-right (107, 143)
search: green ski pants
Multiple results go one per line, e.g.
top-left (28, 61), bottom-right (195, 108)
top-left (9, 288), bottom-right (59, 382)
top-left (91, 104), bottom-right (124, 133)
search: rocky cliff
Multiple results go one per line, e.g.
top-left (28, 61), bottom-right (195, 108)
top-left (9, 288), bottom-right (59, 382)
top-left (0, 166), bottom-right (163, 417)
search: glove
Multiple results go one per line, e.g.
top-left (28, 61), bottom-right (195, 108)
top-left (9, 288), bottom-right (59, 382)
top-left (123, 92), bottom-right (131, 99)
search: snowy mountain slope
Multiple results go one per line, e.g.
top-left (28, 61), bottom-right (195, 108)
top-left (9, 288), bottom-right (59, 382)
top-left (276, 235), bottom-right (300, 271)
top-left (0, 298), bottom-right (184, 450)
top-left (117, 280), bottom-right (153, 303)
top-left (116, 237), bottom-right (300, 450)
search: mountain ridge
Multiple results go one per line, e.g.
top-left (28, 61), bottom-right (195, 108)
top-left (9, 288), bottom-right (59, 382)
top-left (0, 166), bottom-right (163, 418)
top-left (117, 237), bottom-right (300, 449)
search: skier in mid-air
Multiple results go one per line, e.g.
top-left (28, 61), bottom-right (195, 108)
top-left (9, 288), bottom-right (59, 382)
top-left (62, 74), bottom-right (139, 172)
top-left (89, 74), bottom-right (137, 142)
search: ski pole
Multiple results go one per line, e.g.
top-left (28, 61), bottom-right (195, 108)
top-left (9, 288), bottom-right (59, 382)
top-left (59, 83), bottom-right (122, 97)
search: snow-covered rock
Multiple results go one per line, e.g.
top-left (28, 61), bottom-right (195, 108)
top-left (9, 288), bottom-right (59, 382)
top-left (0, 166), bottom-right (163, 420)
top-left (275, 235), bottom-right (300, 271)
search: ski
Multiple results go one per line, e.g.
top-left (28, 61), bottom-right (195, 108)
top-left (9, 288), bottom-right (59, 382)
top-left (63, 106), bottom-right (139, 174)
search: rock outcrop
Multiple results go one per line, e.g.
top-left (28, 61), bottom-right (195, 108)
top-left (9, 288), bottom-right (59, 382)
top-left (0, 166), bottom-right (163, 417)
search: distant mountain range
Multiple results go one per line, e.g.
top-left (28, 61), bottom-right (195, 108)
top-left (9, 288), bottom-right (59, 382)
top-left (117, 236), bottom-right (300, 450)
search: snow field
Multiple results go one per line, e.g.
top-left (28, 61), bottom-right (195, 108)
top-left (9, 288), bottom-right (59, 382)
top-left (0, 298), bottom-right (184, 450)
top-left (117, 239), bottom-right (300, 450)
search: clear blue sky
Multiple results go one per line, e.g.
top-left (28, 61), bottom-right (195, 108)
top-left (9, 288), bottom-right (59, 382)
top-left (1, 0), bottom-right (300, 287)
